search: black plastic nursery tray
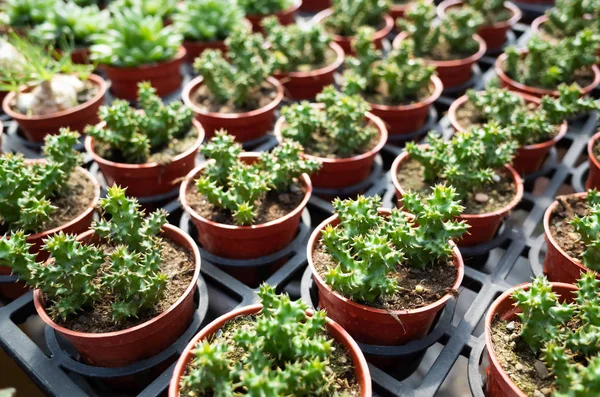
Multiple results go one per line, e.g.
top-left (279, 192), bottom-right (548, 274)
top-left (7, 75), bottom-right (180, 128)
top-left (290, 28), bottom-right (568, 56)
top-left (2, 11), bottom-right (600, 397)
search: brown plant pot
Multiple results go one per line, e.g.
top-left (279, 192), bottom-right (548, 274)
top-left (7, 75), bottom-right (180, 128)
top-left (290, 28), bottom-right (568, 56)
top-left (0, 165), bottom-right (100, 300)
top-left (368, 75), bottom-right (443, 135)
top-left (180, 153), bottom-right (312, 259)
top-left (484, 282), bottom-right (575, 397)
top-left (586, 131), bottom-right (600, 190)
top-left (389, 0), bottom-right (433, 19)
top-left (85, 119), bottom-right (204, 198)
top-left (391, 150), bottom-right (524, 247)
top-left (274, 105), bottom-right (388, 189)
top-left (168, 303), bottom-right (372, 397)
top-left (182, 76), bottom-right (284, 142)
top-left (300, 0), bottom-right (331, 12)
top-left (308, 209), bottom-right (464, 345)
top-left (33, 224), bottom-right (201, 368)
top-left (71, 47), bottom-right (92, 64)
top-left (448, 93), bottom-right (568, 175)
top-left (495, 51), bottom-right (600, 98)
top-left (103, 47), bottom-right (186, 100)
top-left (393, 32), bottom-right (487, 89)
top-left (312, 10), bottom-right (395, 55)
top-left (437, 0), bottom-right (521, 51)
top-left (273, 42), bottom-right (345, 100)
top-left (543, 192), bottom-right (599, 284)
top-left (2, 74), bottom-right (107, 142)
top-left (245, 0), bottom-right (301, 32)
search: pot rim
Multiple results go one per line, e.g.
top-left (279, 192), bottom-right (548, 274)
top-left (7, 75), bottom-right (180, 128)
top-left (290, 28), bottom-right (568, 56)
top-left (588, 130), bottom-right (600, 174)
top-left (312, 9), bottom-right (394, 42)
top-left (368, 74), bottom-right (444, 112)
top-left (307, 208), bottom-right (464, 316)
top-left (85, 119), bottom-right (204, 170)
top-left (168, 303), bottom-right (372, 397)
top-left (495, 51), bottom-right (600, 97)
top-left (1, 73), bottom-right (107, 122)
top-left (437, 0), bottom-right (521, 30)
top-left (390, 149), bottom-right (524, 220)
top-left (274, 41), bottom-right (345, 79)
top-left (245, 0), bottom-right (302, 19)
top-left (33, 224), bottom-right (201, 339)
top-left (180, 152), bottom-right (313, 231)
top-left (484, 281), bottom-right (577, 397)
top-left (182, 76), bottom-right (284, 119)
top-left (273, 104), bottom-right (388, 165)
top-left (530, 14), bottom-right (548, 35)
top-left (393, 32), bottom-right (487, 67)
top-left (102, 46), bottom-right (186, 72)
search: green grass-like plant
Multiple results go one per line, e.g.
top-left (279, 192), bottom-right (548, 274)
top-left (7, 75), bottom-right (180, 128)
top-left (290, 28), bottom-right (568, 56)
top-left (570, 189), bottom-right (600, 271)
top-left (237, 0), bottom-right (294, 15)
top-left (173, 0), bottom-right (244, 42)
top-left (85, 82), bottom-right (194, 164)
top-left (0, 0), bottom-right (55, 28)
top-left (196, 131), bottom-right (319, 226)
top-left (325, 0), bottom-right (390, 37)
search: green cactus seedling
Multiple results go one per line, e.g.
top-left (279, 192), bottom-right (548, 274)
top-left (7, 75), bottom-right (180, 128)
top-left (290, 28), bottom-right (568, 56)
top-left (570, 189), bottom-right (600, 271)
top-left (325, 0), bottom-right (390, 37)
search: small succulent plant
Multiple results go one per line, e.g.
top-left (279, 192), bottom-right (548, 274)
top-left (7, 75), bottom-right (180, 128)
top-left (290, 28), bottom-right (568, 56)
top-left (0, 0), bottom-right (55, 28)
top-left (398, 0), bottom-right (483, 58)
top-left (108, 0), bottom-right (177, 19)
top-left (193, 25), bottom-right (275, 109)
top-left (544, 0), bottom-right (598, 39)
top-left (173, 0), bottom-right (244, 42)
top-left (322, 188), bottom-right (467, 303)
top-left (0, 128), bottom-right (83, 232)
top-left (196, 131), bottom-right (319, 226)
top-left (238, 0), bottom-right (294, 15)
top-left (406, 123), bottom-right (518, 200)
top-left (504, 30), bottom-right (600, 90)
top-left (180, 284), bottom-right (341, 396)
top-left (325, 0), bottom-right (390, 37)
top-left (91, 8), bottom-right (182, 68)
top-left (85, 82), bottom-right (194, 164)
top-left (262, 16), bottom-right (332, 73)
top-left (570, 189), bottom-right (600, 271)
top-left (280, 86), bottom-right (377, 158)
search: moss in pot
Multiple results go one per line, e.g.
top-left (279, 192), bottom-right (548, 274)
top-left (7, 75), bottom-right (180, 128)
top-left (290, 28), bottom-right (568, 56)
top-left (0, 0), bottom-right (55, 29)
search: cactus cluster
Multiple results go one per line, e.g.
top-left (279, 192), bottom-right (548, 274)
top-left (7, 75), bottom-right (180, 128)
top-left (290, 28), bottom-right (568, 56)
top-left (173, 0), bottom-right (243, 42)
top-left (543, 0), bottom-right (599, 39)
top-left (0, 129), bottom-right (83, 232)
top-left (262, 16), bottom-right (332, 73)
top-left (511, 271), bottom-right (600, 396)
top-left (570, 189), bottom-right (600, 271)
top-left (406, 124), bottom-right (518, 200)
top-left (196, 131), bottom-right (319, 226)
top-left (325, 0), bottom-right (390, 37)
top-left (343, 27), bottom-right (435, 104)
top-left (0, 186), bottom-right (169, 322)
top-left (398, 0), bottom-right (483, 58)
top-left (322, 188), bottom-right (467, 303)
top-left (85, 82), bottom-right (194, 164)
top-left (237, 0), bottom-right (294, 15)
top-left (180, 285), bottom-right (344, 396)
top-left (504, 30), bottom-right (600, 90)
top-left (462, 0), bottom-right (512, 24)
top-left (280, 86), bottom-right (378, 158)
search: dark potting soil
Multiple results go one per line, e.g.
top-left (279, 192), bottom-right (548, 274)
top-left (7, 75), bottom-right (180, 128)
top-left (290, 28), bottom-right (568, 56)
top-left (421, 39), bottom-right (478, 62)
top-left (186, 183), bottom-right (306, 225)
top-left (396, 158), bottom-right (517, 214)
top-left (179, 315), bottom-right (361, 397)
top-left (313, 243), bottom-right (457, 311)
top-left (504, 60), bottom-right (596, 91)
top-left (300, 122), bottom-right (379, 159)
top-left (11, 80), bottom-right (99, 116)
top-left (285, 46), bottom-right (339, 74)
top-left (53, 238), bottom-right (195, 333)
top-left (549, 194), bottom-right (588, 261)
top-left (191, 81), bottom-right (277, 114)
top-left (363, 81), bottom-right (434, 107)
top-left (491, 319), bottom-right (554, 396)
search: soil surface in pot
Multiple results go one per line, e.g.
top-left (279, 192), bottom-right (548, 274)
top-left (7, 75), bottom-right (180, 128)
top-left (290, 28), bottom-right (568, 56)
top-left (191, 81), bottom-right (277, 113)
top-left (94, 127), bottom-right (198, 164)
top-left (491, 319), bottom-right (554, 396)
top-left (11, 79), bottom-right (98, 117)
top-left (186, 183), bottom-right (306, 225)
top-left (549, 194), bottom-right (587, 261)
top-left (416, 39), bottom-right (479, 61)
top-left (313, 242), bottom-right (456, 310)
top-left (502, 60), bottom-right (596, 91)
top-left (0, 168), bottom-right (96, 235)
top-left (325, 17), bottom-right (387, 38)
top-left (397, 158), bottom-right (516, 214)
top-left (179, 314), bottom-right (361, 396)
top-left (363, 81), bottom-right (434, 106)
top-left (281, 46), bottom-right (339, 73)
top-left (51, 238), bottom-right (195, 333)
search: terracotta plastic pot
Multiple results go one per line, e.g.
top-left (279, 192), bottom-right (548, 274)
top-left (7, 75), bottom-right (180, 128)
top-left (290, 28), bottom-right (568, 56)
top-left (389, 0), bottom-right (433, 19)
top-left (313, 10), bottom-right (395, 55)
top-left (448, 93), bottom-right (568, 175)
top-left (308, 209), bottom-right (464, 345)
top-left (182, 76), bottom-right (283, 142)
top-left (33, 224), bottom-right (201, 368)
top-left (2, 74), bottom-right (107, 142)
top-left (368, 75), bottom-right (443, 135)
top-left (496, 51), bottom-right (600, 98)
top-left (71, 47), bottom-right (91, 64)
top-left (437, 0), bottom-right (521, 51)
top-left (485, 282), bottom-right (575, 397)
top-left (543, 192), bottom-right (599, 284)
top-left (103, 47), bottom-right (186, 100)
top-left (274, 106), bottom-right (388, 189)
top-left (273, 42), bottom-right (345, 100)
top-left (245, 0), bottom-right (301, 32)
top-left (586, 131), bottom-right (600, 190)
top-left (391, 150), bottom-right (524, 247)
top-left (0, 165), bottom-right (100, 300)
top-left (180, 153), bottom-right (312, 259)
top-left (393, 32), bottom-right (486, 89)
top-left (300, 0), bottom-right (331, 12)
top-left (168, 303), bottom-right (372, 397)
top-left (86, 119), bottom-right (204, 198)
